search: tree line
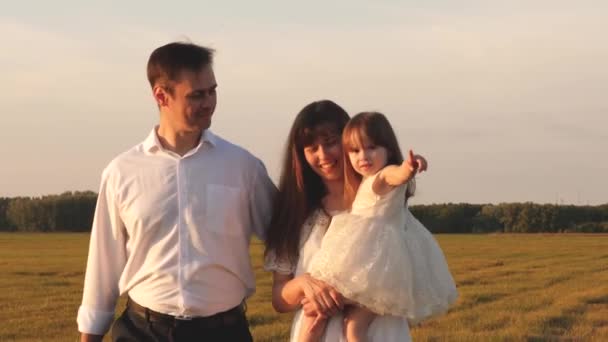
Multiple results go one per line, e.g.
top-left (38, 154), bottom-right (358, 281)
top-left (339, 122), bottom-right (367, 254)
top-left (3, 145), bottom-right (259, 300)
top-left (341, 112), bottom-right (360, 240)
top-left (0, 192), bottom-right (97, 232)
top-left (0, 193), bottom-right (606, 233)
top-left (410, 203), bottom-right (608, 233)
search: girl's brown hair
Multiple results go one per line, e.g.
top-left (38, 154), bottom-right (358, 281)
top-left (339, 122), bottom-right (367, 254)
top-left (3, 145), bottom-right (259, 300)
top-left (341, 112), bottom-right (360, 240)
top-left (265, 100), bottom-right (350, 265)
top-left (342, 112), bottom-right (415, 207)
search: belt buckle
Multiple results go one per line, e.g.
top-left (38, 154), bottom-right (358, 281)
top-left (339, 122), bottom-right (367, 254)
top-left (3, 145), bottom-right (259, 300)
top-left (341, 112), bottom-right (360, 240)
top-left (175, 314), bottom-right (194, 321)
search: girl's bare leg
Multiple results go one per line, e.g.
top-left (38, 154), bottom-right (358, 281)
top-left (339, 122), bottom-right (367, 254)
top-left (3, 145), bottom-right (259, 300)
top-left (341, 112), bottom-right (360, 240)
top-left (298, 313), bottom-right (328, 342)
top-left (343, 306), bottom-right (376, 342)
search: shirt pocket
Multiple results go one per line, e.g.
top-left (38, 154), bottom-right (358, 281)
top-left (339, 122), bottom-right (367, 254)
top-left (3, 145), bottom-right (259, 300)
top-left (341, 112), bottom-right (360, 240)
top-left (206, 184), bottom-right (245, 237)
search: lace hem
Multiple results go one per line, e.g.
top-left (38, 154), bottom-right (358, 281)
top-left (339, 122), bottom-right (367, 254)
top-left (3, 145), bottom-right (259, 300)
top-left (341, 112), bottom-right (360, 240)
top-left (264, 209), bottom-right (331, 275)
top-left (263, 250), bottom-right (296, 275)
top-left (310, 268), bottom-right (457, 323)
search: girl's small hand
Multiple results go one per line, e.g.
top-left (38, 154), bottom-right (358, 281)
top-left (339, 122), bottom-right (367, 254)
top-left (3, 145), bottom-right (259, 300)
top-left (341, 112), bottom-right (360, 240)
top-left (376, 149), bottom-right (422, 191)
top-left (402, 150), bottom-right (419, 178)
top-left (413, 153), bottom-right (428, 173)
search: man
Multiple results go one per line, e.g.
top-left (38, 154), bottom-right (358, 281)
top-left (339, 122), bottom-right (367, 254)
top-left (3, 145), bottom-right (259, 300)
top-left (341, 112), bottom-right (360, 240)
top-left (77, 42), bottom-right (275, 341)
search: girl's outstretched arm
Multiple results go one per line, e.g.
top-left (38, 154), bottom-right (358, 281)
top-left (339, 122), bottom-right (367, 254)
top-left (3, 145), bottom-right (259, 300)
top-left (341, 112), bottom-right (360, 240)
top-left (374, 149), bottom-right (419, 195)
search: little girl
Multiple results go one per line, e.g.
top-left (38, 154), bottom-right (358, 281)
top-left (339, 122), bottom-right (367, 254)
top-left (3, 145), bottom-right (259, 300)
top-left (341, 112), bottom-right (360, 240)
top-left (300, 112), bottom-right (458, 342)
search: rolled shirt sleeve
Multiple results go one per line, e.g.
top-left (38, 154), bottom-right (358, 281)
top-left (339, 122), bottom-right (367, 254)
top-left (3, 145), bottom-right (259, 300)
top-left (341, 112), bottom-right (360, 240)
top-left (248, 159), bottom-right (276, 241)
top-left (77, 169), bottom-right (128, 335)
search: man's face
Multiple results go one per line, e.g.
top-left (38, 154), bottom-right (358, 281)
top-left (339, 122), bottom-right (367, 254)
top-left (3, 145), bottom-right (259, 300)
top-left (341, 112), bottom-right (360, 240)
top-left (160, 66), bottom-right (217, 133)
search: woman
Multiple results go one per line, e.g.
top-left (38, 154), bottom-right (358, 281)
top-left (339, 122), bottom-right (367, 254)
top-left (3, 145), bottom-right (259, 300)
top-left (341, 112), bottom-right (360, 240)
top-left (264, 100), bottom-right (427, 341)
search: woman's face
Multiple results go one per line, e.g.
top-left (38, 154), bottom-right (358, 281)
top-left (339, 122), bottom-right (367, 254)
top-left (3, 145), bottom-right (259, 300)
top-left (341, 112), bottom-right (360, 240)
top-left (303, 133), bottom-right (344, 182)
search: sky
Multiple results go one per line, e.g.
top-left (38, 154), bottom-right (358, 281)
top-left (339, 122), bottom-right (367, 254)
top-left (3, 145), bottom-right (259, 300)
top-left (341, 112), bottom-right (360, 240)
top-left (2, 1), bottom-right (607, 205)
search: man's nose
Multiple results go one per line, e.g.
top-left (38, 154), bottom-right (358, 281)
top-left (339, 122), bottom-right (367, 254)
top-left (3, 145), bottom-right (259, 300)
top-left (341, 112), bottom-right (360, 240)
top-left (201, 94), bottom-right (212, 107)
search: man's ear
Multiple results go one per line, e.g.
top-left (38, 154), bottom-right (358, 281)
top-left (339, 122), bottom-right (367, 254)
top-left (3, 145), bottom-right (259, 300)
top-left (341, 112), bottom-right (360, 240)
top-left (153, 86), bottom-right (169, 107)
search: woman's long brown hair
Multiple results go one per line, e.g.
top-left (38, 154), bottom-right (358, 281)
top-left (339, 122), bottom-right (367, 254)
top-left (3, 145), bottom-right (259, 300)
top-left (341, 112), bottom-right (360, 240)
top-left (342, 112), bottom-right (416, 207)
top-left (265, 100), bottom-right (350, 265)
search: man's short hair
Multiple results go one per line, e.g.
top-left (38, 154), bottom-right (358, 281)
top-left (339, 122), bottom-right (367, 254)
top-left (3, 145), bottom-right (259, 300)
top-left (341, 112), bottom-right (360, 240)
top-left (147, 42), bottom-right (214, 94)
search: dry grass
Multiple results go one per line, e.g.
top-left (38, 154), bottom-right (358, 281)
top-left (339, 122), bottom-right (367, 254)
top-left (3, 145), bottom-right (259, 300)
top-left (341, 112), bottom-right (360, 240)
top-left (0, 233), bottom-right (606, 341)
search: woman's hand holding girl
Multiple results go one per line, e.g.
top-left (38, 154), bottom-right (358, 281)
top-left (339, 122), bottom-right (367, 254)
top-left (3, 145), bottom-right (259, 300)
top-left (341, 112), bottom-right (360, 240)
top-left (298, 273), bottom-right (344, 317)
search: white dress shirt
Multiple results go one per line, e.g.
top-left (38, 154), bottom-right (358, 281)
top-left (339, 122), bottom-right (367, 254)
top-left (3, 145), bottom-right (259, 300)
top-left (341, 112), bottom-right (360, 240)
top-left (77, 128), bottom-right (275, 335)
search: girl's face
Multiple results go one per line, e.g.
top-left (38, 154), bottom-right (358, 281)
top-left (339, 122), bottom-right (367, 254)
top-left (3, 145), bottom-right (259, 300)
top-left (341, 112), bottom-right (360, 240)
top-left (347, 136), bottom-right (388, 177)
top-left (303, 133), bottom-right (344, 182)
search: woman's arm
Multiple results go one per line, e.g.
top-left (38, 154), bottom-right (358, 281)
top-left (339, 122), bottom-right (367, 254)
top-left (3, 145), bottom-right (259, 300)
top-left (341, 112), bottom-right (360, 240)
top-left (271, 272), bottom-right (301, 313)
top-left (272, 272), bottom-right (344, 316)
top-left (374, 150), bottom-right (420, 195)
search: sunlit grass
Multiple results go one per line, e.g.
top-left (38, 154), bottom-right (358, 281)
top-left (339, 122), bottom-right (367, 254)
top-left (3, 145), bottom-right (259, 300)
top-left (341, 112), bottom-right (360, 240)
top-left (0, 233), bottom-right (606, 341)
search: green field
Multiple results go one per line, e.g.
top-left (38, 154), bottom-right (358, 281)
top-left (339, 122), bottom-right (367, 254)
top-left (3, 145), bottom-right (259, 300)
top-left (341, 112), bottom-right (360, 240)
top-left (1, 233), bottom-right (607, 341)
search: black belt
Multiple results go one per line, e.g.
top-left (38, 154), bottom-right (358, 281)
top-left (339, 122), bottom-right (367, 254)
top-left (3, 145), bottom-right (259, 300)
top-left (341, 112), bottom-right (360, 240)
top-left (127, 297), bottom-right (246, 328)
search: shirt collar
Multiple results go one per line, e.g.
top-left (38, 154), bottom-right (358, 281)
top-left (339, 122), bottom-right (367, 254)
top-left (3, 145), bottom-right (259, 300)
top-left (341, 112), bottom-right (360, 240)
top-left (143, 126), bottom-right (217, 154)
top-left (201, 129), bottom-right (218, 147)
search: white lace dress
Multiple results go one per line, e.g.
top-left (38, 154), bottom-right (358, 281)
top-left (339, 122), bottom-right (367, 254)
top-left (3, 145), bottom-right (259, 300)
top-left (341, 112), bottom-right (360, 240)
top-left (265, 209), bottom-right (412, 342)
top-left (308, 173), bottom-right (458, 324)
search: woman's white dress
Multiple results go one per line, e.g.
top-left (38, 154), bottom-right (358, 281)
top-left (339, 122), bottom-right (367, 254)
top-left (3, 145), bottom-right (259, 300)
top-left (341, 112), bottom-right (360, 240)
top-left (265, 209), bottom-right (413, 342)
top-left (308, 173), bottom-right (458, 323)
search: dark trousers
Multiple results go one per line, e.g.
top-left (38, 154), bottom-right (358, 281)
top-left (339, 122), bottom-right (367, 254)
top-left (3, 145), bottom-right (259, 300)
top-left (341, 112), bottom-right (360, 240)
top-left (110, 302), bottom-right (253, 342)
